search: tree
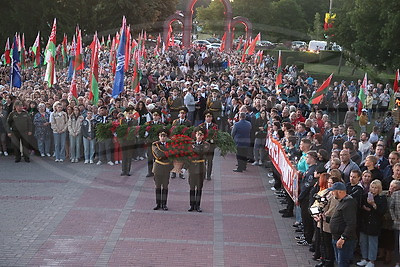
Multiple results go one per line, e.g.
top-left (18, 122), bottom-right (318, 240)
top-left (308, 13), bottom-right (324, 40)
top-left (196, 0), bottom-right (226, 35)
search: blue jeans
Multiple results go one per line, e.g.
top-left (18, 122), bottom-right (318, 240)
top-left (37, 138), bottom-right (50, 155)
top-left (53, 132), bottom-right (66, 160)
top-left (253, 137), bottom-right (266, 162)
top-left (69, 134), bottom-right (81, 160)
top-left (83, 136), bottom-right (95, 161)
top-left (359, 232), bottom-right (378, 261)
top-left (332, 238), bottom-right (356, 267)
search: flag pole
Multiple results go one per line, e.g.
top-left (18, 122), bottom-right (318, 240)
top-left (10, 58), bottom-right (13, 91)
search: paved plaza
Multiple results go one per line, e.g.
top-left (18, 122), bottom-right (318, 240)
top-left (0, 153), bottom-right (316, 267)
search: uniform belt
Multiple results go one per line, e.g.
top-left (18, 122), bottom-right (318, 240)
top-left (192, 160), bottom-right (205, 163)
top-left (155, 160), bottom-right (170, 165)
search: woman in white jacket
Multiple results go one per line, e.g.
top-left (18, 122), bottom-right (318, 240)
top-left (68, 106), bottom-right (83, 163)
top-left (51, 103), bottom-right (68, 162)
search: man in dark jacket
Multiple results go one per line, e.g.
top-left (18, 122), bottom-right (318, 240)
top-left (231, 112), bottom-right (251, 172)
top-left (7, 100), bottom-right (33, 162)
top-left (327, 182), bottom-right (358, 267)
top-left (297, 151), bottom-right (318, 246)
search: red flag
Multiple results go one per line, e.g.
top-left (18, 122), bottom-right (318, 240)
top-left (89, 33), bottom-right (100, 105)
top-left (220, 32), bottom-right (226, 52)
top-left (132, 53), bottom-right (140, 93)
top-left (236, 37), bottom-right (243, 51)
top-left (124, 25), bottom-right (131, 72)
top-left (275, 50), bottom-right (282, 91)
top-left (4, 38), bottom-right (11, 64)
top-left (394, 69), bottom-right (400, 93)
top-left (166, 25), bottom-right (173, 50)
top-left (309, 74), bottom-right (333, 104)
top-left (74, 29), bottom-right (84, 70)
top-left (357, 73), bottom-right (368, 116)
top-left (70, 72), bottom-right (78, 98)
top-left (245, 33), bottom-right (260, 56)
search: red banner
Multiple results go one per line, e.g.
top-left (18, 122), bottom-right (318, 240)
top-left (265, 136), bottom-right (299, 202)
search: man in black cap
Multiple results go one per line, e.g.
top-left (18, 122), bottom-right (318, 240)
top-left (199, 110), bottom-right (218, 180)
top-left (151, 128), bottom-right (173, 211)
top-left (172, 107), bottom-right (192, 127)
top-left (144, 109), bottom-right (164, 177)
top-left (327, 182), bottom-right (357, 267)
top-left (188, 127), bottom-right (210, 212)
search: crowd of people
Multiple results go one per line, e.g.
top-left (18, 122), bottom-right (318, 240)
top-left (1, 41), bottom-right (400, 267)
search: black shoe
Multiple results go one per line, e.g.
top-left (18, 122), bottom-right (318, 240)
top-left (171, 172), bottom-right (176, 179)
top-left (126, 173), bottom-right (131, 176)
top-left (279, 209), bottom-right (288, 214)
top-left (309, 245), bottom-right (315, 252)
top-left (312, 254), bottom-right (321, 261)
top-left (162, 205), bottom-right (168, 211)
top-left (295, 228), bottom-right (304, 232)
top-left (206, 176), bottom-right (211, 180)
top-left (282, 212), bottom-right (294, 218)
top-left (146, 173), bottom-right (154, 177)
top-left (188, 206), bottom-right (195, 212)
top-left (233, 169), bottom-right (243, 172)
top-left (153, 205), bottom-right (161, 210)
top-left (179, 173), bottom-right (185, 179)
top-left (121, 173), bottom-right (127, 176)
top-left (15, 158), bottom-right (21, 163)
top-left (196, 206), bottom-right (202, 212)
top-left (24, 157), bottom-right (30, 162)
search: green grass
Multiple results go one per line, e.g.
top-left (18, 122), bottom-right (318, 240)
top-left (304, 63), bottom-right (395, 84)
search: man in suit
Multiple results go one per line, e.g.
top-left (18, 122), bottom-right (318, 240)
top-left (199, 110), bottom-right (218, 180)
top-left (152, 128), bottom-right (173, 211)
top-left (188, 127), bottom-right (210, 212)
top-left (231, 112), bottom-right (252, 172)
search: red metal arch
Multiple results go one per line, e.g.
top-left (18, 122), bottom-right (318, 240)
top-left (231, 16), bottom-right (253, 41)
top-left (183, 0), bottom-right (233, 50)
top-left (163, 13), bottom-right (185, 46)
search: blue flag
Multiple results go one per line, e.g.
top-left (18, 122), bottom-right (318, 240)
top-left (67, 56), bottom-right (74, 81)
top-left (11, 36), bottom-right (21, 88)
top-left (112, 27), bottom-right (126, 98)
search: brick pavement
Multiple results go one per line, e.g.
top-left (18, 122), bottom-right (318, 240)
top-left (0, 153), bottom-right (317, 267)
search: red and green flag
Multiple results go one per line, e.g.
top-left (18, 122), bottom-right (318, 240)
top-left (245, 33), bottom-right (260, 56)
top-left (107, 34), bottom-right (111, 48)
top-left (32, 32), bottom-right (40, 68)
top-left (89, 33), bottom-right (100, 105)
top-left (44, 18), bottom-right (57, 88)
top-left (309, 73), bottom-right (333, 104)
top-left (275, 50), bottom-right (283, 93)
top-left (357, 73), bottom-right (368, 116)
top-left (20, 33), bottom-right (26, 69)
top-left (124, 25), bottom-right (131, 72)
top-left (4, 38), bottom-right (11, 65)
top-left (219, 32), bottom-right (226, 52)
top-left (132, 52), bottom-right (140, 93)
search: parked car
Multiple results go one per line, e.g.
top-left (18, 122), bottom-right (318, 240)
top-left (291, 41), bottom-right (307, 50)
top-left (206, 43), bottom-right (222, 49)
top-left (308, 40), bottom-right (327, 53)
top-left (206, 37), bottom-right (221, 44)
top-left (193, 40), bottom-right (211, 46)
top-left (257, 40), bottom-right (276, 49)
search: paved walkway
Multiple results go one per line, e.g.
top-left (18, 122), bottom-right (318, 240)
top-left (0, 153), bottom-right (314, 267)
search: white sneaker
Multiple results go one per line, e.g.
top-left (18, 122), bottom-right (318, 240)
top-left (71, 159), bottom-right (74, 163)
top-left (107, 161), bottom-right (114, 166)
top-left (114, 161), bottom-right (119, 165)
top-left (59, 159), bottom-right (63, 162)
top-left (119, 160), bottom-right (122, 164)
top-left (3, 151), bottom-right (8, 156)
top-left (41, 153), bottom-right (45, 157)
top-left (251, 161), bottom-right (258, 166)
top-left (139, 157), bottom-right (144, 161)
top-left (271, 187), bottom-right (276, 191)
top-left (258, 160), bottom-right (262, 165)
top-left (356, 259), bottom-right (368, 266)
top-left (90, 160), bottom-right (94, 164)
top-left (55, 159), bottom-right (59, 162)
top-left (97, 161), bottom-right (102, 165)
top-left (367, 122), bottom-right (371, 124)
top-left (84, 160), bottom-right (89, 164)
top-left (365, 262), bottom-right (374, 267)
top-left (269, 179), bottom-right (275, 184)
top-left (46, 153), bottom-right (51, 157)
top-left (0, 151), bottom-right (2, 155)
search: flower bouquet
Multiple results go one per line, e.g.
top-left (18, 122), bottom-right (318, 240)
top-left (165, 134), bottom-right (198, 173)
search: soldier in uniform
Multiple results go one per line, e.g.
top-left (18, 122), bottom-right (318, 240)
top-left (199, 110), bottom-right (218, 180)
top-left (152, 128), bottom-right (173, 211)
top-left (120, 113), bottom-right (137, 176)
top-left (7, 100), bottom-right (33, 162)
top-left (206, 87), bottom-right (223, 129)
top-left (167, 87), bottom-right (184, 121)
top-left (188, 128), bottom-right (210, 212)
top-left (172, 107), bottom-right (192, 127)
top-left (145, 109), bottom-right (164, 177)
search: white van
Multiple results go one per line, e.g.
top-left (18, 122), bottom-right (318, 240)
top-left (308, 40), bottom-right (327, 53)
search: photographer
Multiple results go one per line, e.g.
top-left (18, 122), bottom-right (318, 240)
top-left (312, 175), bottom-right (342, 267)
